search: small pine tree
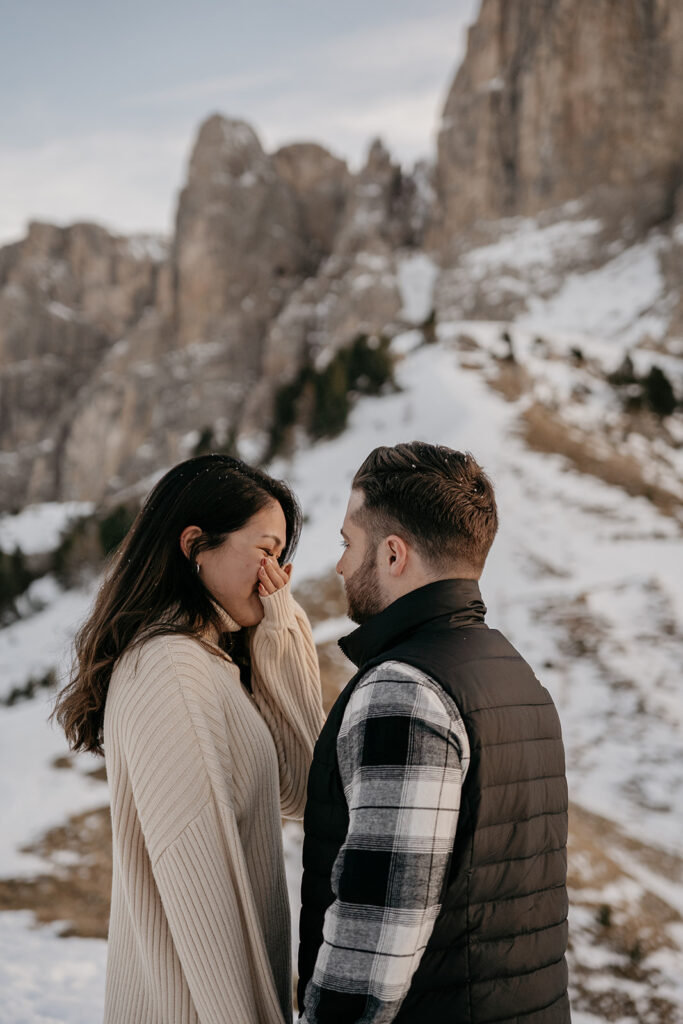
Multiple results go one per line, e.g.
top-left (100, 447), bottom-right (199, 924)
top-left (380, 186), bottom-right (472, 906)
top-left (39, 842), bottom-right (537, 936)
top-left (311, 354), bottom-right (351, 438)
top-left (608, 354), bottom-right (636, 386)
top-left (98, 505), bottom-right (136, 556)
top-left (193, 426), bottom-right (214, 457)
top-left (643, 365), bottom-right (676, 417)
top-left (269, 334), bottom-right (397, 452)
top-left (347, 334), bottom-right (394, 395)
top-left (0, 546), bottom-right (34, 618)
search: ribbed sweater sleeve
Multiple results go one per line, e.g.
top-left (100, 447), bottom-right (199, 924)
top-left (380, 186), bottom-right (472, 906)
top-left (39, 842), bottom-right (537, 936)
top-left (154, 803), bottom-right (285, 1024)
top-left (250, 583), bottom-right (324, 818)
top-left (109, 636), bottom-right (287, 1024)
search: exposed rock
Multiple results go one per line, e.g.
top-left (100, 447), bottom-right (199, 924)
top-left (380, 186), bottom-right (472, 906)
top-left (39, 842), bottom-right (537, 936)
top-left (434, 0), bottom-right (683, 249)
top-left (173, 115), bottom-right (308, 377)
top-left (336, 138), bottom-right (416, 254)
top-left (272, 143), bottom-right (352, 264)
top-left (59, 318), bottom-right (249, 501)
top-left (239, 140), bottom-right (414, 443)
top-left (0, 222), bottom-right (167, 509)
top-left (0, 221), bottom-right (164, 343)
top-left (0, 120), bottom-right (428, 506)
top-left (2, 17), bottom-right (681, 512)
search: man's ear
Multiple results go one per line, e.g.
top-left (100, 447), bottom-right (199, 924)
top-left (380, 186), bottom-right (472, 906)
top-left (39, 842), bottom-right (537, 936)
top-left (385, 534), bottom-right (409, 576)
top-left (179, 524), bottom-right (203, 560)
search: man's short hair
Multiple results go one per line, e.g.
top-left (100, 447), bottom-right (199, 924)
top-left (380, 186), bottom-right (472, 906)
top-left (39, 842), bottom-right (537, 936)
top-left (351, 441), bottom-right (498, 574)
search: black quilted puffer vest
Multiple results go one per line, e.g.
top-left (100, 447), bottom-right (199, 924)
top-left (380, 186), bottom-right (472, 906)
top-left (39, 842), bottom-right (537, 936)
top-left (298, 579), bottom-right (570, 1023)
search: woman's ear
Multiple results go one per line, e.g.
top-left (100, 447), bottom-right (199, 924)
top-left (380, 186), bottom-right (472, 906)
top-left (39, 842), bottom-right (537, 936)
top-left (179, 524), bottom-right (203, 561)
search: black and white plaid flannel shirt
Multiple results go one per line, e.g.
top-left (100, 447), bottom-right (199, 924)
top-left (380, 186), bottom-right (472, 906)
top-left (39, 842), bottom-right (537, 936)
top-left (300, 659), bottom-right (470, 1024)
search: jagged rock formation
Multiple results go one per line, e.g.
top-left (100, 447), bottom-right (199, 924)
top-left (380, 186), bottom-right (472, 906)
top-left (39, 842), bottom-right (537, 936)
top-left (3, 0), bottom-right (683, 510)
top-left (240, 140), bottom-right (421, 444)
top-left (433, 0), bottom-right (683, 249)
top-left (173, 116), bottom-right (309, 375)
top-left (0, 223), bottom-right (165, 506)
top-left (0, 120), bottom-right (423, 508)
top-left (272, 143), bottom-right (352, 263)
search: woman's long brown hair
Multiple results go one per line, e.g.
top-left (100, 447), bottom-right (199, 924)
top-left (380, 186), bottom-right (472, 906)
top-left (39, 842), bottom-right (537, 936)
top-left (52, 454), bottom-right (302, 755)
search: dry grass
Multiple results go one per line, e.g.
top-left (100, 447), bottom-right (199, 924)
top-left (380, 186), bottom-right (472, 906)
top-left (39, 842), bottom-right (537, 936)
top-left (484, 355), bottom-right (682, 519)
top-left (0, 799), bottom-right (111, 939)
top-left (521, 402), bottom-right (681, 517)
top-left (568, 804), bottom-right (683, 1022)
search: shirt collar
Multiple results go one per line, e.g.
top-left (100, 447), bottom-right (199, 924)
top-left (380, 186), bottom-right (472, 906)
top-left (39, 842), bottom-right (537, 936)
top-left (338, 578), bottom-right (487, 669)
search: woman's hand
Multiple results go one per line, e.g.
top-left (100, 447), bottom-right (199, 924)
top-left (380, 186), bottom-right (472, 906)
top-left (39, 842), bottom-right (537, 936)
top-left (258, 556), bottom-right (292, 597)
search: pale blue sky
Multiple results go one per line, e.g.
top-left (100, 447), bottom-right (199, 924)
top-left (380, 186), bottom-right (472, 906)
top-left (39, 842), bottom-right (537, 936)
top-left (0, 0), bottom-right (478, 243)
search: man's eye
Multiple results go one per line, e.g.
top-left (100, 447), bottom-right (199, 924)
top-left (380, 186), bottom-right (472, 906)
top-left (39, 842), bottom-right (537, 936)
top-left (340, 541), bottom-right (349, 549)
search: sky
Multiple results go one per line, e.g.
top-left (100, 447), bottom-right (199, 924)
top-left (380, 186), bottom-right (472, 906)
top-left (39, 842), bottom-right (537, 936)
top-left (0, 0), bottom-right (479, 245)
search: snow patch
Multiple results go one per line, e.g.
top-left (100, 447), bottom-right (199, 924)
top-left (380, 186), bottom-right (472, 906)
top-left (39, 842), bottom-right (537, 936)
top-left (0, 912), bottom-right (106, 1024)
top-left (397, 252), bottom-right (438, 324)
top-left (0, 502), bottom-right (94, 555)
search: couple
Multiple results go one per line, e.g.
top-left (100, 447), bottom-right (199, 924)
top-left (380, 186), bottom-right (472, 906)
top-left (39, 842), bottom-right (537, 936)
top-left (54, 441), bottom-right (570, 1024)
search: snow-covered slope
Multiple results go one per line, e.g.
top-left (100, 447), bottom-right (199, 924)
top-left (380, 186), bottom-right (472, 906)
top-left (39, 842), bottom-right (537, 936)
top-left (1, 217), bottom-right (681, 1021)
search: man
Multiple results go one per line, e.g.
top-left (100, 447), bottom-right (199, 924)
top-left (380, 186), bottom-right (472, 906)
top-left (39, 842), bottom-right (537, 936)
top-left (298, 442), bottom-right (570, 1023)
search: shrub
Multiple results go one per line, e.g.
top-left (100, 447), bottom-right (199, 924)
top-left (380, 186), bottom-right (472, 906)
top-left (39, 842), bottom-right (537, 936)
top-left (608, 354), bottom-right (637, 386)
top-left (311, 355), bottom-right (351, 438)
top-left (421, 309), bottom-right (437, 345)
top-left (500, 329), bottom-right (515, 362)
top-left (54, 502), bottom-right (139, 584)
top-left (346, 334), bottom-right (394, 396)
top-left (98, 504), bottom-right (137, 556)
top-left (193, 427), bottom-right (239, 459)
top-left (269, 334), bottom-right (396, 456)
top-left (0, 546), bottom-right (35, 621)
top-left (2, 667), bottom-right (57, 707)
top-left (597, 904), bottom-right (612, 928)
top-left (643, 365), bottom-right (676, 417)
top-left (193, 426), bottom-right (214, 457)
top-left (607, 356), bottom-right (678, 418)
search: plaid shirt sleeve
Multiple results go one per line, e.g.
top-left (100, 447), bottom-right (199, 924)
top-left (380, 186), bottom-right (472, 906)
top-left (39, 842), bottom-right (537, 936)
top-left (300, 659), bottom-right (470, 1024)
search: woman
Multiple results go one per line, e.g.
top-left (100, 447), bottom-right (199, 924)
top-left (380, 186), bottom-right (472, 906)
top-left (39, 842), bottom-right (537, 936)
top-left (53, 454), bottom-right (324, 1024)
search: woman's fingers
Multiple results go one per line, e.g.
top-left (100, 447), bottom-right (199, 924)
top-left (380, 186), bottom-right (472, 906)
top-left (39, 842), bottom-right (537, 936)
top-left (258, 556), bottom-right (289, 595)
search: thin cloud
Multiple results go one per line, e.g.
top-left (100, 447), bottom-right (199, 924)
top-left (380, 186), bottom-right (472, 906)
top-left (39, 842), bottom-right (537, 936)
top-left (257, 83), bottom-right (448, 168)
top-left (122, 68), bottom-right (288, 107)
top-left (0, 131), bottom-right (188, 243)
top-left (314, 6), bottom-right (476, 78)
top-left (0, 2), bottom-right (479, 242)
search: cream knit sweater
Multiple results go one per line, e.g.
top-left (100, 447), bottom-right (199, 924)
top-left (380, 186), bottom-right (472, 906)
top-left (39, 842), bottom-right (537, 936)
top-left (103, 583), bottom-right (323, 1024)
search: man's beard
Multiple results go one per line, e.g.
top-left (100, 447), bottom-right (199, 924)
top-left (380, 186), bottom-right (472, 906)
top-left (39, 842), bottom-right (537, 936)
top-left (345, 551), bottom-right (384, 625)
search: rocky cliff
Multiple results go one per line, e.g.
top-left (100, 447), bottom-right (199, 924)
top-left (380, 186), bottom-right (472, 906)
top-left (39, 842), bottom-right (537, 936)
top-left (0, 119), bottom-right (424, 509)
top-left (433, 0), bottom-right (683, 249)
top-left (0, 223), bottom-right (165, 506)
top-left (2, 0), bottom-right (683, 511)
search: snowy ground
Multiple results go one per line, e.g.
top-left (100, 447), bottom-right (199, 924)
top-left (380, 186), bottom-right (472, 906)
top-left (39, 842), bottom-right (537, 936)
top-left (0, 503), bottom-right (93, 556)
top-left (0, 913), bottom-right (107, 1024)
top-left (1, 219), bottom-right (682, 1019)
top-left (276, 335), bottom-right (683, 855)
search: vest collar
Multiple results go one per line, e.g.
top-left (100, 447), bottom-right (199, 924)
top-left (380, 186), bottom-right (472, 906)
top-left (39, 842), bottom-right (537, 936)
top-left (339, 578), bottom-right (487, 669)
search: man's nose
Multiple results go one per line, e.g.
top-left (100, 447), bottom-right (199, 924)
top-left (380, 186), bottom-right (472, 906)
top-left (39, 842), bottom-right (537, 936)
top-left (335, 558), bottom-right (343, 576)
